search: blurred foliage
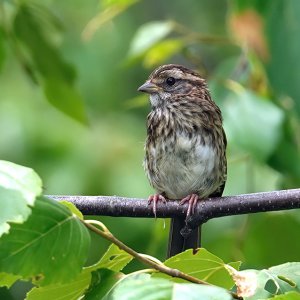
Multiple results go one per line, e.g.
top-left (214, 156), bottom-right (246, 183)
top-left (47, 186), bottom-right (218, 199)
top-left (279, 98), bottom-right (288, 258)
top-left (0, 0), bottom-right (300, 298)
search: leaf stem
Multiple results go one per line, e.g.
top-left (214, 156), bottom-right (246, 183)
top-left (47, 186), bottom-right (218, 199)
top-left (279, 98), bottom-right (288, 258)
top-left (83, 220), bottom-right (207, 284)
top-left (82, 220), bottom-right (241, 299)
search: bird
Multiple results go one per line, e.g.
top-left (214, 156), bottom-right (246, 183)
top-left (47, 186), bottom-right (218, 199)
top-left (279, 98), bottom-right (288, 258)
top-left (138, 64), bottom-right (227, 257)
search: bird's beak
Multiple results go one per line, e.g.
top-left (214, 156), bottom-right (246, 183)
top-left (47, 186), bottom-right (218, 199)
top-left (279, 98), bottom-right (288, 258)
top-left (138, 81), bottom-right (159, 93)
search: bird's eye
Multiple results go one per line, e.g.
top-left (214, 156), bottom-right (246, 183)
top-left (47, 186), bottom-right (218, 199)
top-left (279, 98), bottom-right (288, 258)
top-left (166, 77), bottom-right (176, 86)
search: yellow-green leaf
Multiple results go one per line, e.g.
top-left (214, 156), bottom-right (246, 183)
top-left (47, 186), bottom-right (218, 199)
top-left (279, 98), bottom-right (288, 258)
top-left (155, 248), bottom-right (240, 289)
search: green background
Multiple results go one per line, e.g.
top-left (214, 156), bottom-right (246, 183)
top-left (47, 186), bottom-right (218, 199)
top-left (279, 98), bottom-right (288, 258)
top-left (0, 0), bottom-right (300, 298)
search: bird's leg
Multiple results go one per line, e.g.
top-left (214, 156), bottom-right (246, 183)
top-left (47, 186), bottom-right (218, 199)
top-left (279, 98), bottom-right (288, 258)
top-left (148, 194), bottom-right (166, 218)
top-left (179, 194), bottom-right (199, 219)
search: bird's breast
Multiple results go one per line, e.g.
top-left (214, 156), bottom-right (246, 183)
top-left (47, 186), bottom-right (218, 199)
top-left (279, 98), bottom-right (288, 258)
top-left (146, 131), bottom-right (220, 199)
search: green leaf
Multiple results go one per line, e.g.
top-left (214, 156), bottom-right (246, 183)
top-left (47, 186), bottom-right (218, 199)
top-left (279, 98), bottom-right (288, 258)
top-left (0, 188), bottom-right (32, 238)
top-left (223, 87), bottom-right (284, 160)
top-left (0, 160), bottom-right (42, 236)
top-left (0, 272), bottom-right (21, 288)
top-left (82, 0), bottom-right (139, 40)
top-left (234, 263), bottom-right (300, 299)
top-left (26, 2), bottom-right (64, 33)
top-left (128, 21), bottom-right (174, 58)
top-left (59, 201), bottom-right (84, 220)
top-left (268, 122), bottom-right (300, 185)
top-left (43, 79), bottom-right (87, 124)
top-left (102, 0), bottom-right (139, 9)
top-left (26, 242), bottom-right (131, 299)
top-left (269, 263), bottom-right (300, 292)
top-left (0, 196), bottom-right (90, 285)
top-left (26, 243), bottom-right (132, 300)
top-left (85, 269), bottom-right (122, 300)
top-left (27, 243), bottom-right (132, 300)
top-left (269, 291), bottom-right (300, 300)
top-left (143, 39), bottom-right (183, 68)
top-left (13, 4), bottom-right (87, 124)
top-left (26, 270), bottom-right (91, 300)
top-left (265, 0), bottom-right (300, 117)
top-left (108, 273), bottom-right (232, 300)
top-left (0, 160), bottom-right (42, 205)
top-left (87, 243), bottom-right (133, 273)
top-left (13, 5), bottom-right (75, 83)
top-left (155, 248), bottom-right (240, 289)
top-left (171, 283), bottom-right (233, 300)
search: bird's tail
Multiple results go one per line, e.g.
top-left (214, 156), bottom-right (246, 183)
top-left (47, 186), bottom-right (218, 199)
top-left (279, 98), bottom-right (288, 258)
top-left (167, 217), bottom-right (200, 258)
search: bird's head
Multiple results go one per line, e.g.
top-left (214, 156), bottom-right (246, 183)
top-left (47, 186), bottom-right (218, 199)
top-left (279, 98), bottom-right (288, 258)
top-left (138, 64), bottom-right (207, 107)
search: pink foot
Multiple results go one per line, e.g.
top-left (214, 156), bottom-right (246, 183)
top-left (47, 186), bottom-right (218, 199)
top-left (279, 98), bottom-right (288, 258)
top-left (148, 194), bottom-right (166, 218)
top-left (179, 194), bottom-right (199, 218)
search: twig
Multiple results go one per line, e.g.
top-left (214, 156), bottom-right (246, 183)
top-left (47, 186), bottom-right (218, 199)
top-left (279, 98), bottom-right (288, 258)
top-left (82, 220), bottom-right (240, 299)
top-left (83, 220), bottom-right (207, 285)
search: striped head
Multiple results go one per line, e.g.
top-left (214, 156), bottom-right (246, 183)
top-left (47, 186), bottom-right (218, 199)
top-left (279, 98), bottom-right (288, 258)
top-left (138, 64), bottom-right (208, 108)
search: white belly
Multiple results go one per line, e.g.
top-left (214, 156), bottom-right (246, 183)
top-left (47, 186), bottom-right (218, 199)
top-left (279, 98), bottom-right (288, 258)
top-left (149, 133), bottom-right (219, 199)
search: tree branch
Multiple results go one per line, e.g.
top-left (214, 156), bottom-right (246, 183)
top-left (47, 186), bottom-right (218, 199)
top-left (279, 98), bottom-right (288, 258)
top-left (49, 188), bottom-right (300, 231)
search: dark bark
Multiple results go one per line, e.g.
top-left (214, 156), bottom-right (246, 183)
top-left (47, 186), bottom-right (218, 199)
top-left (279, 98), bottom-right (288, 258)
top-left (49, 188), bottom-right (300, 229)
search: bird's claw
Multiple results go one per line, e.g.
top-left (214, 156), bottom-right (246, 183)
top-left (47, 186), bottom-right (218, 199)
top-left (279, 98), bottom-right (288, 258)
top-left (179, 194), bottom-right (199, 219)
top-left (148, 194), bottom-right (166, 218)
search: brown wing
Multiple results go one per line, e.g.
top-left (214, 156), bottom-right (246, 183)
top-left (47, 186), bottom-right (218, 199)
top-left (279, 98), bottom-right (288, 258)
top-left (209, 127), bottom-right (227, 198)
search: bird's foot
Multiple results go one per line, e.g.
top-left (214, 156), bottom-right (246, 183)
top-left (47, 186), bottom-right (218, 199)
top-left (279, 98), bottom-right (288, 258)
top-left (148, 194), bottom-right (166, 218)
top-left (179, 194), bottom-right (199, 219)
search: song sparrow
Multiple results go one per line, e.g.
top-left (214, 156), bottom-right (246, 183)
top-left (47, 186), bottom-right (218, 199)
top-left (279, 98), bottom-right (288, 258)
top-left (138, 64), bottom-right (227, 256)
